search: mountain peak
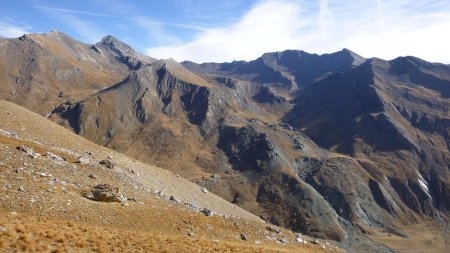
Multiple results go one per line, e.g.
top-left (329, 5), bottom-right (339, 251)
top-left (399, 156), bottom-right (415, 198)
top-left (95, 35), bottom-right (156, 70)
top-left (98, 35), bottom-right (134, 53)
top-left (43, 30), bottom-right (71, 37)
top-left (98, 35), bottom-right (131, 48)
top-left (334, 48), bottom-right (366, 66)
top-left (35, 30), bottom-right (73, 40)
top-left (47, 29), bottom-right (60, 34)
top-left (100, 35), bottom-right (119, 44)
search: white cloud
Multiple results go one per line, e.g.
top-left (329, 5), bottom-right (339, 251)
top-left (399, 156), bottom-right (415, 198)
top-left (0, 20), bottom-right (32, 38)
top-left (146, 0), bottom-right (450, 63)
top-left (147, 0), bottom-right (310, 63)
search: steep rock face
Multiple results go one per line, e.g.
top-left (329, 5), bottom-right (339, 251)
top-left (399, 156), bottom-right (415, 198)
top-left (286, 60), bottom-right (386, 154)
top-left (218, 126), bottom-right (283, 172)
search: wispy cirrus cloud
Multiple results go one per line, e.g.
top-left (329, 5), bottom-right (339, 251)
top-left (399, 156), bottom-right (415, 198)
top-left (39, 9), bottom-right (105, 43)
top-left (36, 4), bottom-right (208, 46)
top-left (147, 0), bottom-right (450, 63)
top-left (37, 6), bottom-right (209, 32)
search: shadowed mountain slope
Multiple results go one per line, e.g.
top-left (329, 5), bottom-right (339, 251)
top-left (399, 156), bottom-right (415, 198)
top-left (285, 57), bottom-right (450, 216)
top-left (182, 49), bottom-right (365, 90)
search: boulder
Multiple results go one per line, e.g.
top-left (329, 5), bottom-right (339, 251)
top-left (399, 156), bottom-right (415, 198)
top-left (84, 184), bottom-right (127, 204)
top-left (99, 159), bottom-right (115, 169)
top-left (78, 156), bottom-right (90, 164)
top-left (17, 145), bottom-right (38, 158)
top-left (46, 151), bottom-right (64, 161)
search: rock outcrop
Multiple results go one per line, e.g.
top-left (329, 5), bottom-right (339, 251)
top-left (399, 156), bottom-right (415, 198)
top-left (84, 184), bottom-right (127, 204)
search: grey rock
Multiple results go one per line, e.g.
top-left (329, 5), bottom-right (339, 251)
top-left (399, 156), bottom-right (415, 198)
top-left (201, 207), bottom-right (213, 216)
top-left (169, 195), bottom-right (181, 204)
top-left (84, 184), bottom-right (127, 204)
top-left (310, 239), bottom-right (319, 244)
top-left (210, 174), bottom-right (221, 179)
top-left (279, 238), bottom-right (288, 244)
top-left (78, 156), bottom-right (90, 164)
top-left (0, 129), bottom-right (19, 138)
top-left (46, 151), bottom-right (64, 161)
top-left (240, 233), bottom-right (248, 241)
top-left (296, 237), bottom-right (306, 244)
top-left (266, 226), bottom-right (281, 234)
top-left (99, 159), bottom-right (115, 169)
top-left (17, 145), bottom-right (38, 158)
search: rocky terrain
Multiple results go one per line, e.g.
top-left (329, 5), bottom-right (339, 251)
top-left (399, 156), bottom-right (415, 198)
top-left (0, 100), bottom-right (336, 252)
top-left (0, 31), bottom-right (448, 252)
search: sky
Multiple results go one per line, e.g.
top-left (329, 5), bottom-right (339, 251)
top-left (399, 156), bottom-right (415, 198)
top-left (0, 0), bottom-right (449, 63)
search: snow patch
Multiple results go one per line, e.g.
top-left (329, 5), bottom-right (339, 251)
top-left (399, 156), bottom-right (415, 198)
top-left (417, 172), bottom-right (432, 199)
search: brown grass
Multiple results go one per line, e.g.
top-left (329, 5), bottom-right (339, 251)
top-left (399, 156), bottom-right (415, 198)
top-left (368, 220), bottom-right (449, 253)
top-left (0, 213), bottom-right (326, 253)
top-left (0, 135), bottom-right (79, 163)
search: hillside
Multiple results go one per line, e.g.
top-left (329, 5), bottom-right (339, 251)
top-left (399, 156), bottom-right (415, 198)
top-left (0, 100), bottom-right (338, 252)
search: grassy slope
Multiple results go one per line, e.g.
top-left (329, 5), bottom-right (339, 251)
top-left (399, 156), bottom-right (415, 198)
top-left (0, 100), bottom-right (337, 253)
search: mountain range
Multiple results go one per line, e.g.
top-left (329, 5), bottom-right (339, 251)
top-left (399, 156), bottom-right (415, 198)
top-left (0, 31), bottom-right (448, 252)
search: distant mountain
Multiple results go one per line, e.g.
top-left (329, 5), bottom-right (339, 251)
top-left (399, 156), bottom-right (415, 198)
top-left (0, 31), bottom-right (153, 115)
top-left (0, 32), bottom-right (448, 253)
top-left (182, 49), bottom-right (365, 90)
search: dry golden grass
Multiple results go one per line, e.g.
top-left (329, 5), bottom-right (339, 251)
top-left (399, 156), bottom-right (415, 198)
top-left (0, 135), bottom-right (79, 163)
top-left (0, 212), bottom-right (333, 253)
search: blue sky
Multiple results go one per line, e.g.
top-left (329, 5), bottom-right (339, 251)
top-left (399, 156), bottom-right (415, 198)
top-left (1, 0), bottom-right (450, 63)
